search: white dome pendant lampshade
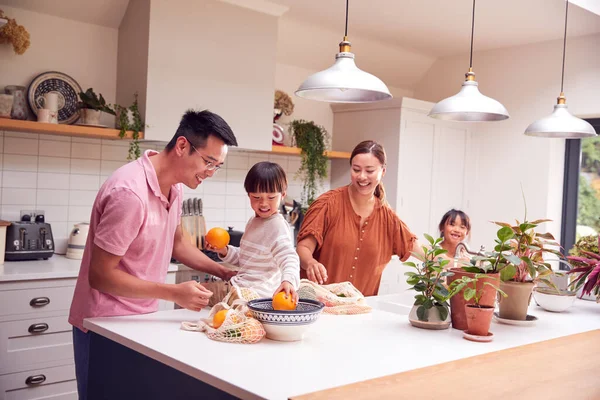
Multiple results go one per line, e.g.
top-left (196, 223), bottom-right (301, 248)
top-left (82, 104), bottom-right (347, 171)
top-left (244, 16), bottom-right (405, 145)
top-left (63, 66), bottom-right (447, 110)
top-left (524, 1), bottom-right (596, 139)
top-left (428, 0), bottom-right (509, 122)
top-left (295, 0), bottom-right (392, 103)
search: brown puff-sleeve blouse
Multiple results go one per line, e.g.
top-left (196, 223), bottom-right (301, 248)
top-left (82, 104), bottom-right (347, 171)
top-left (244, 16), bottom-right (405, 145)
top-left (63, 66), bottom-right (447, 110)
top-left (297, 186), bottom-right (416, 296)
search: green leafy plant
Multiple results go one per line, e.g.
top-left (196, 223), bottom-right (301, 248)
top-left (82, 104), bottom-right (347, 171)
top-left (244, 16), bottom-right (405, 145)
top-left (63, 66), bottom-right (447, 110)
top-left (449, 274), bottom-right (507, 306)
top-left (404, 234), bottom-right (457, 322)
top-left (113, 93), bottom-right (144, 160)
top-left (77, 88), bottom-right (115, 115)
top-left (289, 120), bottom-right (329, 206)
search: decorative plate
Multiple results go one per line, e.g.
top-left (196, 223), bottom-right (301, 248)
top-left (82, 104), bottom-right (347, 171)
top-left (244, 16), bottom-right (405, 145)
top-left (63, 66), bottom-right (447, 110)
top-left (272, 123), bottom-right (285, 145)
top-left (28, 71), bottom-right (82, 125)
top-left (493, 312), bottom-right (538, 326)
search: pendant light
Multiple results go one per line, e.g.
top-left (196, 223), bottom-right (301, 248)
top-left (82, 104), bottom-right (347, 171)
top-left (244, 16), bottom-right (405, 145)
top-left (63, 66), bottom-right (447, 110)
top-left (428, 0), bottom-right (509, 121)
top-left (524, 1), bottom-right (596, 138)
top-left (294, 0), bottom-right (392, 103)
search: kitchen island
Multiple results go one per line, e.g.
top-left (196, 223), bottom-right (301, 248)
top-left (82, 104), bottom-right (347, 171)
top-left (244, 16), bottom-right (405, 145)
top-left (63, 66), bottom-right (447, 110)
top-left (83, 295), bottom-right (600, 399)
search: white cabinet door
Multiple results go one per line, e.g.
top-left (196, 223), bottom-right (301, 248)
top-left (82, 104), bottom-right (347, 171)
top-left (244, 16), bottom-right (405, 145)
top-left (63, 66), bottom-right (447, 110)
top-left (0, 364), bottom-right (76, 400)
top-left (397, 113), bottom-right (435, 240)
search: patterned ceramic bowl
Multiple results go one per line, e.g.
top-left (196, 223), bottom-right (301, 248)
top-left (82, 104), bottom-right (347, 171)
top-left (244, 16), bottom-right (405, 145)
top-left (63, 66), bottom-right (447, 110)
top-left (247, 298), bottom-right (324, 342)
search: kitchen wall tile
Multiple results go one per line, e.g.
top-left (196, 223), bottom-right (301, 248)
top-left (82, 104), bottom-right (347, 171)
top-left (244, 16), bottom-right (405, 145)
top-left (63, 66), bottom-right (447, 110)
top-left (203, 208), bottom-right (225, 223)
top-left (100, 160), bottom-right (126, 175)
top-left (71, 158), bottom-right (101, 175)
top-left (206, 221), bottom-right (225, 231)
top-left (183, 183), bottom-right (204, 196)
top-left (226, 181), bottom-right (246, 196)
top-left (224, 209), bottom-right (246, 223)
top-left (225, 168), bottom-right (247, 183)
top-left (225, 195), bottom-right (247, 209)
top-left (69, 190), bottom-right (98, 206)
top-left (39, 140), bottom-right (72, 157)
top-left (101, 138), bottom-right (129, 147)
top-left (68, 206), bottom-right (93, 222)
top-left (37, 172), bottom-right (70, 190)
top-left (209, 169), bottom-right (227, 182)
top-left (248, 154), bottom-right (268, 167)
top-left (268, 155), bottom-right (289, 171)
top-left (0, 154), bottom-right (3, 170)
top-left (2, 171), bottom-right (37, 188)
top-left (72, 142), bottom-right (101, 159)
top-left (3, 154), bottom-right (38, 172)
top-left (4, 137), bottom-right (38, 155)
top-left (100, 175), bottom-right (109, 186)
top-left (39, 133), bottom-right (71, 142)
top-left (201, 180), bottom-right (227, 195)
top-left (0, 205), bottom-right (23, 221)
top-left (72, 137), bottom-right (102, 144)
top-left (101, 144), bottom-right (129, 161)
top-left (0, 136), bottom-right (3, 154)
top-left (287, 158), bottom-right (302, 173)
top-left (36, 189), bottom-right (69, 205)
top-left (286, 184), bottom-right (303, 201)
top-left (289, 173), bottom-right (304, 186)
top-left (37, 205), bottom-right (69, 222)
top-left (2, 188), bottom-right (36, 205)
top-left (39, 156), bottom-right (71, 173)
top-left (224, 154), bottom-right (249, 170)
top-left (70, 174), bottom-right (100, 191)
top-left (5, 131), bottom-right (38, 139)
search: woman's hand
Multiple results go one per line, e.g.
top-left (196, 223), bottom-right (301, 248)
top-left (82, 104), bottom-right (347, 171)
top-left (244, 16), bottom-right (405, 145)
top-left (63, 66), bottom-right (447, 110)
top-left (306, 260), bottom-right (328, 285)
top-left (274, 280), bottom-right (298, 303)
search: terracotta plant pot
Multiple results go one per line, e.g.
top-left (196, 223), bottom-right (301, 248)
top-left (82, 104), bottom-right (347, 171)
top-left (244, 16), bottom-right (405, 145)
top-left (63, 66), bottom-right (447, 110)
top-left (465, 305), bottom-right (494, 336)
top-left (408, 305), bottom-right (451, 330)
top-left (498, 280), bottom-right (534, 320)
top-left (447, 268), bottom-right (500, 330)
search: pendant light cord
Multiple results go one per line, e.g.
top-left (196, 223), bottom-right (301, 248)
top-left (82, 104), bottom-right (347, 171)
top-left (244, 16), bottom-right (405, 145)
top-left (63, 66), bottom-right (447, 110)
top-left (561, 0), bottom-right (569, 93)
top-left (344, 0), bottom-right (349, 37)
top-left (469, 0), bottom-right (476, 68)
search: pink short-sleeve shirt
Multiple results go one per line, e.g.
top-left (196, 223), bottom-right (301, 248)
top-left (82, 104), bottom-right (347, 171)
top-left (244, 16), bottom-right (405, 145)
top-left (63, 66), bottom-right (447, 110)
top-left (69, 150), bottom-right (182, 331)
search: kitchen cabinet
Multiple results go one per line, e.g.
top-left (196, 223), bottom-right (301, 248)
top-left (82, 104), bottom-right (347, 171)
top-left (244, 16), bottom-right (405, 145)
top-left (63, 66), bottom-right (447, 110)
top-left (330, 97), bottom-right (473, 238)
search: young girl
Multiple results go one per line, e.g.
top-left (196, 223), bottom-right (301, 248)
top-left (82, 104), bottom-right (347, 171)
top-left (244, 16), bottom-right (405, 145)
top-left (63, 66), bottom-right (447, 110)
top-left (438, 209), bottom-right (471, 269)
top-left (204, 161), bottom-right (300, 305)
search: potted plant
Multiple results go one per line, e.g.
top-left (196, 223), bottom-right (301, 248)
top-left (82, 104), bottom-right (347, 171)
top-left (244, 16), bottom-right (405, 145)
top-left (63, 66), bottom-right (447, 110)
top-left (77, 88), bottom-right (115, 125)
top-left (0, 9), bottom-right (30, 55)
top-left (449, 274), bottom-right (506, 339)
top-left (288, 119), bottom-right (329, 206)
top-left (567, 234), bottom-right (600, 302)
top-left (113, 93), bottom-right (144, 160)
top-left (404, 234), bottom-right (456, 330)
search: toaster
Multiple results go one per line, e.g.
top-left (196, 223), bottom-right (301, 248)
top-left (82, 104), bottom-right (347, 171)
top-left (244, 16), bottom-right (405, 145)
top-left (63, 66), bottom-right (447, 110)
top-left (5, 215), bottom-right (54, 261)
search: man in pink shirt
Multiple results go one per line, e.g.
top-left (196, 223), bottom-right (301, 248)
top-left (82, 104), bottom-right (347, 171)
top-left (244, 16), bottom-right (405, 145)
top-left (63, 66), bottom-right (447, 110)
top-left (69, 110), bottom-right (238, 399)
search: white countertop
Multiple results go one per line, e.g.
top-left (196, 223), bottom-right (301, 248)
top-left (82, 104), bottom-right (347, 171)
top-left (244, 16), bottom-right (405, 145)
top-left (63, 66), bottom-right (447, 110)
top-left (83, 294), bottom-right (600, 400)
top-left (0, 255), bottom-right (179, 282)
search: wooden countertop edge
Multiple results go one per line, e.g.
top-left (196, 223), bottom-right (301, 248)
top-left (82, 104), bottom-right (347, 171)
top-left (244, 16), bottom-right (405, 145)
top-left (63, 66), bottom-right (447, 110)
top-left (290, 329), bottom-right (600, 400)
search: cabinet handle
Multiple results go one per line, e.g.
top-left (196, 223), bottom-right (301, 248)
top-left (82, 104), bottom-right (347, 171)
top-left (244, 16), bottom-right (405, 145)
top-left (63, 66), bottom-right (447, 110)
top-left (28, 323), bottom-right (49, 334)
top-left (25, 374), bottom-right (46, 385)
top-left (29, 297), bottom-right (50, 307)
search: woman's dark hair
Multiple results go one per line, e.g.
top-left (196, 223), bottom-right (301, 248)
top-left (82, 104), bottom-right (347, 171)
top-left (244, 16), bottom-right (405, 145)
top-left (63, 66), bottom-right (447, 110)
top-left (244, 162), bottom-right (288, 194)
top-left (350, 140), bottom-right (387, 204)
top-left (438, 209), bottom-right (471, 237)
top-left (165, 109), bottom-right (238, 153)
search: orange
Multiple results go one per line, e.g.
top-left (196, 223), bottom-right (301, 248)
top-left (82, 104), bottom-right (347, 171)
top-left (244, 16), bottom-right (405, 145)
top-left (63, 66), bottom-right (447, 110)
top-left (205, 227), bottom-right (230, 250)
top-left (213, 309), bottom-right (228, 329)
top-left (272, 291), bottom-right (297, 311)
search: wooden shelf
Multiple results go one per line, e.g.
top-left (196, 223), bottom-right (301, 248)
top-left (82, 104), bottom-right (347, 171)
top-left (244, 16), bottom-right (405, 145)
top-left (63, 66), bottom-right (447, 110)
top-left (0, 118), bottom-right (142, 140)
top-left (271, 145), bottom-right (351, 159)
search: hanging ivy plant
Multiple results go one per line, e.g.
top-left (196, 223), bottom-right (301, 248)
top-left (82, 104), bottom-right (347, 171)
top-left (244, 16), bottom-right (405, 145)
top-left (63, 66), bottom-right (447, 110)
top-left (289, 119), bottom-right (329, 206)
top-left (114, 93), bottom-right (144, 160)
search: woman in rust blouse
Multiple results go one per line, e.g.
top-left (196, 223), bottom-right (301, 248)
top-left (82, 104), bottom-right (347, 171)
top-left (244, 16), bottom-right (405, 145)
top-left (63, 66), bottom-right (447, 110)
top-left (296, 140), bottom-right (420, 297)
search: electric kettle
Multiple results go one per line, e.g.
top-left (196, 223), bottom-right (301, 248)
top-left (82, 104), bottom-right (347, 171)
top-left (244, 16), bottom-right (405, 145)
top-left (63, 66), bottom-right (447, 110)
top-left (66, 222), bottom-right (90, 260)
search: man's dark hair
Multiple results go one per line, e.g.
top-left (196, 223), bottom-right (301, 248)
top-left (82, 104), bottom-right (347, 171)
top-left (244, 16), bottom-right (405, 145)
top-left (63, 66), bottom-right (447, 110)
top-left (165, 109), bottom-right (238, 153)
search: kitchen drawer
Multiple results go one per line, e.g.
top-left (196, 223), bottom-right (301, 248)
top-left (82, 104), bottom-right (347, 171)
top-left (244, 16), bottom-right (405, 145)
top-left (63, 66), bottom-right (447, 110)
top-left (0, 285), bottom-right (75, 319)
top-left (0, 316), bottom-right (73, 374)
top-left (0, 364), bottom-right (76, 400)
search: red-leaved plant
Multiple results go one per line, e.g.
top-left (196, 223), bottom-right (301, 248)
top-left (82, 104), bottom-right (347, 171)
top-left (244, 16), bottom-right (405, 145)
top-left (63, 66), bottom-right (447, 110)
top-left (567, 235), bottom-right (600, 302)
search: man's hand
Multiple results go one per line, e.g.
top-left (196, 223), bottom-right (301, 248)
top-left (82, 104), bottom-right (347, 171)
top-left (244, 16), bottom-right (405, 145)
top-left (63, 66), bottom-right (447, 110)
top-left (217, 266), bottom-right (237, 281)
top-left (172, 281), bottom-right (213, 311)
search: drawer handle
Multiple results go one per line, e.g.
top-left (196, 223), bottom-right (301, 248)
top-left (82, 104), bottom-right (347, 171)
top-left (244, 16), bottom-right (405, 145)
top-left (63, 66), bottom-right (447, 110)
top-left (29, 297), bottom-right (50, 307)
top-left (25, 374), bottom-right (46, 385)
top-left (28, 323), bottom-right (49, 334)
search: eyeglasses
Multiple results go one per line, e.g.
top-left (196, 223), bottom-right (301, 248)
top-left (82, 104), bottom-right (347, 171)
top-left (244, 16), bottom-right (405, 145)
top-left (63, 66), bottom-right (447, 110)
top-left (186, 138), bottom-right (221, 171)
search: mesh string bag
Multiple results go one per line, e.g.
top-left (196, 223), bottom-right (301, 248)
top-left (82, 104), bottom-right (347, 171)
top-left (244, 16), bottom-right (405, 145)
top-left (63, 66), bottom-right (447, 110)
top-left (181, 286), bottom-right (265, 344)
top-left (297, 279), bottom-right (372, 315)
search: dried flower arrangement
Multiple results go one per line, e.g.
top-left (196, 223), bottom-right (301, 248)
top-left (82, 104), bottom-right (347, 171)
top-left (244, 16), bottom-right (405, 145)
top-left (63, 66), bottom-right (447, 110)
top-left (274, 90), bottom-right (294, 120)
top-left (0, 10), bottom-right (31, 55)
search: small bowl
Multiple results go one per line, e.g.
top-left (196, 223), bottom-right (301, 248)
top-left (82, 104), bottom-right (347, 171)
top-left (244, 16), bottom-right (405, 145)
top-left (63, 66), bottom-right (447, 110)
top-left (247, 298), bottom-right (324, 342)
top-left (533, 287), bottom-right (577, 312)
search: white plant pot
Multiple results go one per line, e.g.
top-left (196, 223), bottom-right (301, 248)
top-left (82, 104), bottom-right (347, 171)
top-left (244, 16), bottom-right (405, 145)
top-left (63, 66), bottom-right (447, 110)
top-left (408, 304), bottom-right (451, 330)
top-left (80, 109), bottom-right (102, 125)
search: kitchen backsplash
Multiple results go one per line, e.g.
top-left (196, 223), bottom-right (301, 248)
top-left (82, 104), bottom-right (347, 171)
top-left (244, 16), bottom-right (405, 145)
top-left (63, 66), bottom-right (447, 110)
top-left (0, 130), bottom-right (331, 254)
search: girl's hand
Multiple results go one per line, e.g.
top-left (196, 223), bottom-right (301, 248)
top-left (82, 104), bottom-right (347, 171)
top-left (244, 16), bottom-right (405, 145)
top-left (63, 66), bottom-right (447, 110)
top-left (306, 260), bottom-right (328, 285)
top-left (274, 281), bottom-right (299, 303)
top-left (205, 242), bottom-right (228, 257)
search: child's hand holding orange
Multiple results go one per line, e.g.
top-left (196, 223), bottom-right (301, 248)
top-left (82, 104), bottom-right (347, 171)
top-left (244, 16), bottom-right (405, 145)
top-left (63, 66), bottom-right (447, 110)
top-left (205, 227), bottom-right (230, 256)
top-left (272, 281), bottom-right (298, 310)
